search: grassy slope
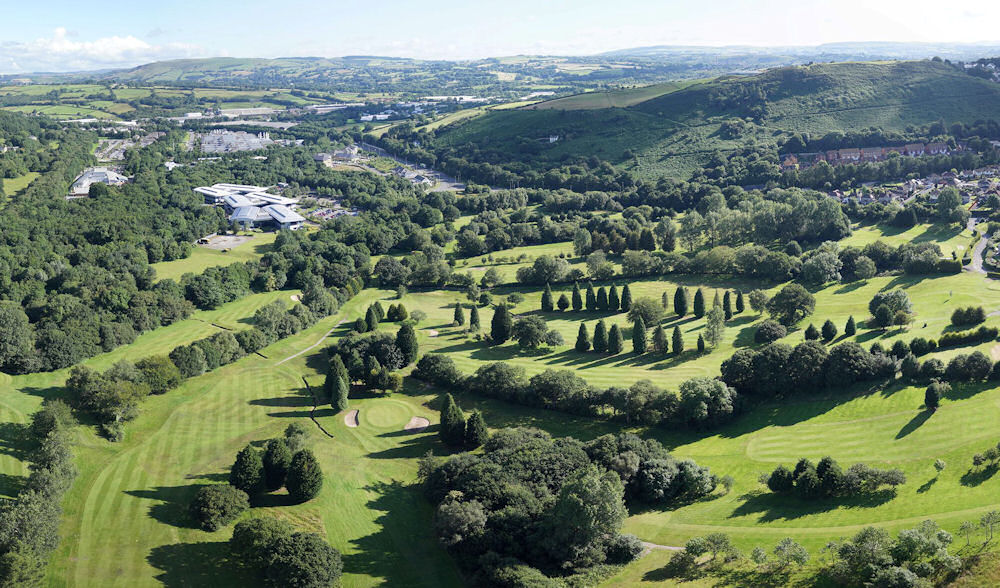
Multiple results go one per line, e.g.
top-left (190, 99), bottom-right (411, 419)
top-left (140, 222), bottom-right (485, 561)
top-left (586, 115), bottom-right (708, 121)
top-left (525, 81), bottom-right (698, 110)
top-left (435, 60), bottom-right (1000, 179)
top-left (150, 233), bottom-right (277, 282)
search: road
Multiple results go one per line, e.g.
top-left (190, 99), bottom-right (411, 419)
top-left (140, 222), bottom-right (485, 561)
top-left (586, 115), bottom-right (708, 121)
top-left (966, 217), bottom-right (988, 274)
top-left (359, 141), bottom-right (466, 191)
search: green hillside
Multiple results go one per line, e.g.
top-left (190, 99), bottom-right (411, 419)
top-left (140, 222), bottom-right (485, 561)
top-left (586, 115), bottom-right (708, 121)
top-left (432, 59), bottom-right (1000, 179)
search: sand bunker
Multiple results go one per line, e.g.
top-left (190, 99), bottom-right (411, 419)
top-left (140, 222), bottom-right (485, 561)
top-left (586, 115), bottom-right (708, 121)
top-left (404, 416), bottom-right (430, 433)
top-left (290, 294), bottom-right (301, 302)
top-left (344, 409), bottom-right (359, 428)
top-left (426, 329), bottom-right (439, 337)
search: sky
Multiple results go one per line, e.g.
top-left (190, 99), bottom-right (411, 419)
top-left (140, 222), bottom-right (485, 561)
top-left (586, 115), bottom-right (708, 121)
top-left (1, 0), bottom-right (1000, 73)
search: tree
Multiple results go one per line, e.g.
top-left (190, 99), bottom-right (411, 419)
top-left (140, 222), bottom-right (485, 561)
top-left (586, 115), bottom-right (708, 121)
top-left (285, 449), bottom-right (323, 503)
top-left (593, 320), bottom-right (608, 353)
top-left (439, 393), bottom-right (466, 447)
top-left (608, 325), bottom-right (624, 354)
top-left (365, 306), bottom-right (379, 332)
top-left (609, 285), bottom-right (621, 311)
top-left (542, 467), bottom-right (626, 568)
top-left (674, 286), bottom-right (688, 317)
top-left (189, 485), bottom-right (249, 531)
top-left (874, 304), bottom-right (893, 329)
top-left (845, 315), bottom-right (857, 336)
top-left (513, 315), bottom-right (557, 349)
top-left (0, 303), bottom-right (33, 372)
top-left (541, 284), bottom-right (554, 312)
top-left (748, 290), bottom-right (769, 315)
top-left (767, 284), bottom-right (816, 326)
top-left (231, 517), bottom-right (296, 569)
top-left (466, 305), bottom-right (480, 332)
top-left (490, 304), bottom-right (513, 344)
top-left (735, 291), bottom-right (745, 314)
top-left (704, 307), bottom-right (725, 347)
top-left (854, 256), bottom-right (877, 281)
top-left (229, 445), bottom-right (264, 496)
top-left (575, 323), bottom-right (591, 352)
top-left (632, 316), bottom-right (647, 354)
top-left (572, 282), bottom-right (583, 311)
top-left (597, 287), bottom-right (609, 310)
top-left (672, 326), bottom-right (684, 355)
top-left (697, 334), bottom-right (706, 352)
top-left (757, 320), bottom-right (788, 343)
top-left (586, 283), bottom-right (597, 310)
top-left (464, 411), bottom-right (488, 448)
top-left (773, 537), bottom-right (809, 569)
top-left (284, 422), bottom-right (311, 454)
top-left (265, 531), bottom-right (343, 588)
top-left (557, 293), bottom-right (570, 311)
top-left (960, 520), bottom-right (976, 546)
top-left (396, 324), bottom-right (419, 365)
top-left (136, 356), bottom-right (182, 395)
top-left (652, 325), bottom-right (668, 353)
top-left (801, 251), bottom-right (843, 284)
top-left (693, 288), bottom-right (706, 318)
top-left (821, 319), bottom-right (838, 341)
top-left (621, 284), bottom-right (633, 312)
top-left (934, 459), bottom-right (947, 475)
top-left (263, 438), bottom-right (293, 490)
top-left (453, 303), bottom-right (465, 326)
top-left (982, 510), bottom-right (1000, 542)
top-left (627, 297), bottom-right (664, 326)
top-left (723, 291), bottom-right (733, 320)
top-left (925, 381), bottom-right (948, 410)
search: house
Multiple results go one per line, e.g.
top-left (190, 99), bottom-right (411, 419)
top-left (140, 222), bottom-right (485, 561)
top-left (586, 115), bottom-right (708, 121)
top-left (411, 174), bottom-right (433, 186)
top-left (905, 143), bottom-right (925, 156)
top-left (781, 154), bottom-right (799, 170)
top-left (332, 146), bottom-right (359, 160)
top-left (861, 147), bottom-right (883, 162)
top-left (926, 142), bottom-right (949, 155)
top-left (838, 148), bottom-right (861, 162)
top-left (314, 153), bottom-right (332, 163)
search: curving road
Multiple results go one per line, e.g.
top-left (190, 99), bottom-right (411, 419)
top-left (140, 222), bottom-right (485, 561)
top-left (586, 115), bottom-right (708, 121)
top-left (965, 218), bottom-right (988, 274)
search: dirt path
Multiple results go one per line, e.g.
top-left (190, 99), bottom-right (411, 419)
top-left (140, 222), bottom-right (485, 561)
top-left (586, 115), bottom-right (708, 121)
top-left (641, 541), bottom-right (683, 552)
top-left (404, 416), bottom-right (430, 433)
top-left (276, 320), bottom-right (346, 365)
top-left (344, 409), bottom-right (359, 428)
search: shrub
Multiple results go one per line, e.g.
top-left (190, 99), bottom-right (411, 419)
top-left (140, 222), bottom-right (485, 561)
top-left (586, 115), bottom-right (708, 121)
top-left (938, 326), bottom-right (998, 349)
top-left (189, 485), bottom-right (249, 531)
top-left (756, 320), bottom-right (788, 343)
top-left (952, 306), bottom-right (987, 327)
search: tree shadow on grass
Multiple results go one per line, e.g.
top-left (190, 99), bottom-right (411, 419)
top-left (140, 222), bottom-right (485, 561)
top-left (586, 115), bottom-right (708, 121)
top-left (147, 541), bottom-right (256, 588)
top-left (0, 421), bottom-right (31, 463)
top-left (961, 464), bottom-right (999, 487)
top-left (733, 325), bottom-right (758, 349)
top-left (895, 409), bottom-right (933, 439)
top-left (125, 484), bottom-right (210, 529)
top-left (0, 473), bottom-right (24, 499)
top-left (341, 480), bottom-right (461, 586)
top-left (834, 281), bottom-right (867, 295)
top-left (917, 476), bottom-right (939, 494)
top-left (713, 566), bottom-right (800, 588)
top-left (366, 430), bottom-right (442, 460)
top-left (729, 489), bottom-right (896, 522)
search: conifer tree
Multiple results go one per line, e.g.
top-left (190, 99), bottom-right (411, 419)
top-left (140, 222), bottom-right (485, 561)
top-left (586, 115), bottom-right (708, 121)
top-left (464, 411), bottom-right (489, 448)
top-left (439, 393), bottom-right (466, 447)
top-left (735, 291), bottom-right (745, 313)
top-left (557, 293), bottom-right (570, 311)
top-left (661, 291), bottom-right (669, 309)
top-left (621, 284), bottom-right (632, 312)
top-left (354, 317), bottom-right (368, 333)
top-left (672, 326), bottom-right (684, 354)
top-left (608, 324), bottom-right (624, 354)
top-left (285, 449), bottom-right (323, 503)
top-left (373, 301), bottom-right (385, 321)
top-left (845, 315), bottom-right (857, 336)
top-left (575, 323), bottom-right (591, 352)
top-left (230, 445), bottom-right (265, 496)
top-left (365, 306), bottom-right (379, 331)
top-left (331, 354), bottom-right (349, 385)
top-left (572, 282), bottom-right (583, 311)
top-left (805, 323), bottom-right (820, 340)
top-left (491, 304), bottom-right (513, 344)
top-left (333, 375), bottom-right (349, 412)
top-left (263, 438), bottom-right (292, 491)
top-left (652, 324), bottom-right (668, 353)
top-left (453, 302), bottom-right (465, 326)
top-left (396, 323), bottom-right (419, 364)
top-left (541, 284), bottom-right (554, 312)
top-left (693, 288), bottom-right (705, 318)
top-left (593, 320), bottom-right (608, 353)
top-left (674, 286), bottom-right (689, 317)
top-left (597, 287), bottom-right (609, 310)
top-left (609, 285), bottom-right (620, 311)
top-left (822, 319), bottom-right (838, 341)
top-left (723, 291), bottom-right (733, 320)
top-left (632, 316), bottom-right (647, 354)
top-left (697, 333), bottom-right (706, 352)
top-left (586, 283), bottom-right (597, 310)
top-left (469, 305), bottom-right (481, 331)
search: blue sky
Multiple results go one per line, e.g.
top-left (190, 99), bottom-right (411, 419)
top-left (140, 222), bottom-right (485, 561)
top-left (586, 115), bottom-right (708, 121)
top-left (1, 0), bottom-right (999, 73)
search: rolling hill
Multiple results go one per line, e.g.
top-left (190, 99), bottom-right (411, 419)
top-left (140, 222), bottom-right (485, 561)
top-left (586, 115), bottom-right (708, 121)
top-left (430, 59), bottom-right (1000, 179)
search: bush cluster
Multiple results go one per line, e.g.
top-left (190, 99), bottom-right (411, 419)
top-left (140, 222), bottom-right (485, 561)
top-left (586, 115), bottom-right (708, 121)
top-left (766, 457), bottom-right (905, 499)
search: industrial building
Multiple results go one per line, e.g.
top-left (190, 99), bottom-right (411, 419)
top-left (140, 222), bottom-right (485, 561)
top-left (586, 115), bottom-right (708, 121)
top-left (193, 183), bottom-right (304, 230)
top-left (70, 167), bottom-right (129, 195)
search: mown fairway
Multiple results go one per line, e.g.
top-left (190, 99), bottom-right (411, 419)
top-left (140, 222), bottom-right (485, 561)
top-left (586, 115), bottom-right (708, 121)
top-left (150, 233), bottom-right (277, 282)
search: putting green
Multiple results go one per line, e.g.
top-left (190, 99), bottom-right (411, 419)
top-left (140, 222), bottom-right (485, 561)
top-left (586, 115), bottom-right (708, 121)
top-left (362, 399), bottom-right (413, 429)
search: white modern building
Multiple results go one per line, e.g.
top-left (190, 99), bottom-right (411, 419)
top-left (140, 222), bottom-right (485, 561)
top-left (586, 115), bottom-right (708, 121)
top-left (195, 183), bottom-right (298, 209)
top-left (70, 167), bottom-right (129, 195)
top-left (229, 204), bottom-right (305, 231)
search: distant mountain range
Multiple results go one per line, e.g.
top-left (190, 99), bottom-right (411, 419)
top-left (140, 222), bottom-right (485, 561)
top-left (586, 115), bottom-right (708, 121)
top-left (4, 42), bottom-right (999, 96)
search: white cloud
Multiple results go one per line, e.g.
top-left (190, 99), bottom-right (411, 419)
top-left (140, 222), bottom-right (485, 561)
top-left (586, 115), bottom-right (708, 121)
top-left (0, 27), bottom-right (204, 74)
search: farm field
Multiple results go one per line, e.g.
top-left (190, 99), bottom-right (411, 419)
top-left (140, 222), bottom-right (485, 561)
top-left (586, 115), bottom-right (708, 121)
top-left (150, 233), bottom-right (278, 282)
